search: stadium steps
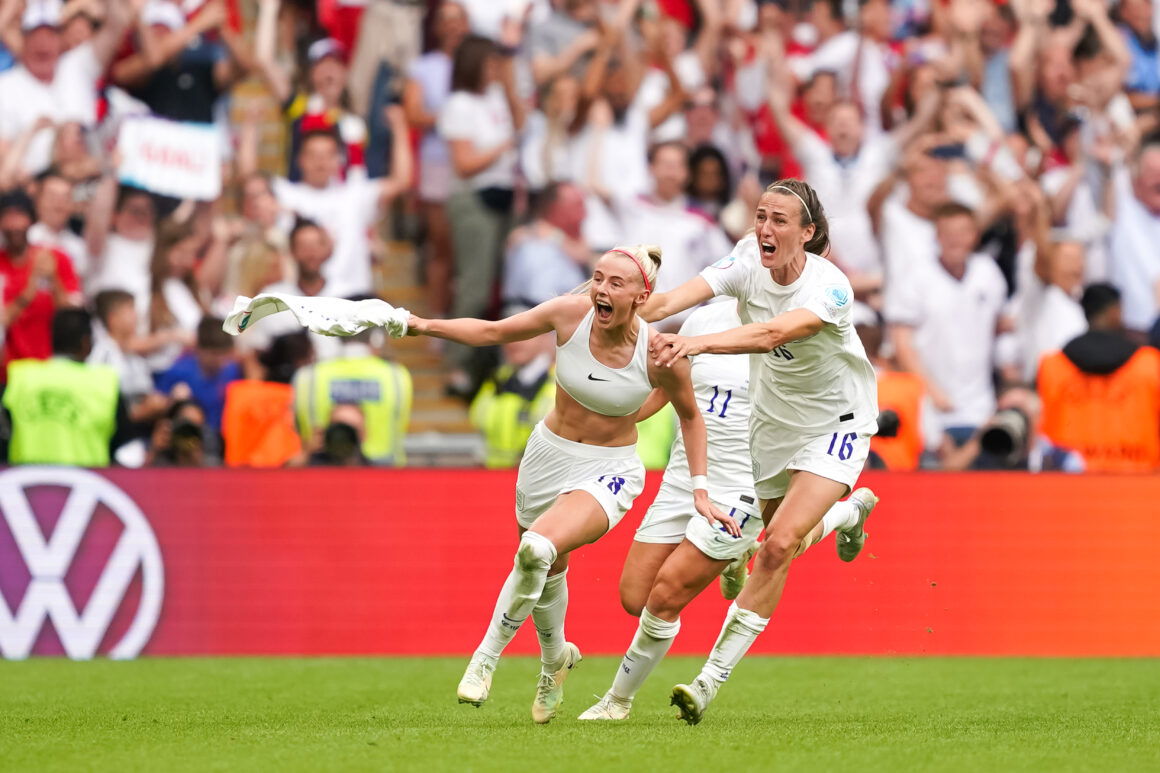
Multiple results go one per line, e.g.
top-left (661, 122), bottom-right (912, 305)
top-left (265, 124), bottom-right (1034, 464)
top-left (376, 239), bottom-right (476, 438)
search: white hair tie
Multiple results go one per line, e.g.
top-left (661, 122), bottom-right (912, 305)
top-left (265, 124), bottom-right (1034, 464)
top-left (769, 185), bottom-right (812, 222)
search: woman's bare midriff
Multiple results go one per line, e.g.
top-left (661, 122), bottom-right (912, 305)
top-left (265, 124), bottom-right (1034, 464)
top-left (543, 387), bottom-right (640, 447)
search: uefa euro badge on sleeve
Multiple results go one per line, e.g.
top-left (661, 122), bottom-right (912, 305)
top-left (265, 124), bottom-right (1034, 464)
top-left (823, 286), bottom-right (850, 316)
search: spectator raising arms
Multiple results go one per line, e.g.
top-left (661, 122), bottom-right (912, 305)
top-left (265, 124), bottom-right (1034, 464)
top-left (255, 105), bottom-right (412, 298)
top-left (0, 0), bottom-right (133, 177)
top-left (112, 0), bottom-right (252, 124)
top-left (255, 0), bottom-right (364, 182)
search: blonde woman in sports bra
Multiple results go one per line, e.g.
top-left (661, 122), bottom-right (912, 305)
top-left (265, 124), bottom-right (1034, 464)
top-left (406, 244), bottom-right (739, 725)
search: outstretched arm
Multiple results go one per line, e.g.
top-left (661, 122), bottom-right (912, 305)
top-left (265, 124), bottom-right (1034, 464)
top-left (407, 294), bottom-right (586, 347)
top-left (639, 276), bottom-right (715, 323)
top-left (651, 308), bottom-right (823, 365)
top-left (652, 356), bottom-right (740, 536)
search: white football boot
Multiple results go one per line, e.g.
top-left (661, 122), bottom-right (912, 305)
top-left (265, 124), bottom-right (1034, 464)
top-left (456, 657), bottom-right (495, 707)
top-left (835, 487), bottom-right (879, 563)
top-left (578, 692), bottom-right (633, 721)
top-left (719, 542), bottom-right (759, 600)
top-left (531, 642), bottom-right (582, 724)
top-left (670, 675), bottom-right (719, 725)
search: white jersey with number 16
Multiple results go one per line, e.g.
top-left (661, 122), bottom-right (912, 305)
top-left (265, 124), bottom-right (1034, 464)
top-left (663, 300), bottom-right (756, 508)
top-left (699, 235), bottom-right (878, 436)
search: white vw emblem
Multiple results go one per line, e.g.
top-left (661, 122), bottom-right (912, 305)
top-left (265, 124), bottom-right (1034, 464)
top-left (0, 467), bottom-right (164, 660)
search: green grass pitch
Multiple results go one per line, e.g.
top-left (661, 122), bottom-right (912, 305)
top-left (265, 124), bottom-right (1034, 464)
top-left (2, 657), bottom-right (1158, 772)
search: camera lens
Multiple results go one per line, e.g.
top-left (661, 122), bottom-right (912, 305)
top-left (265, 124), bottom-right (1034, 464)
top-left (875, 410), bottom-right (900, 438)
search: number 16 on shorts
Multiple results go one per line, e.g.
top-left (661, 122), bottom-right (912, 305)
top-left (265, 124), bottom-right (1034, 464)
top-left (826, 432), bottom-right (857, 461)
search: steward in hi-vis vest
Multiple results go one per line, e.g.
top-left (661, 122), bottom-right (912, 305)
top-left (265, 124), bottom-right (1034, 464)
top-left (4, 309), bottom-right (119, 466)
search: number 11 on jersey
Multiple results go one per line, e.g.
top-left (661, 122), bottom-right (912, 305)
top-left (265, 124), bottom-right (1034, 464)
top-left (706, 385), bottom-right (733, 418)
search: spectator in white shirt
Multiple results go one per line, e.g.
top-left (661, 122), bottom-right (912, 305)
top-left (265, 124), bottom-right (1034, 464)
top-left (86, 178), bottom-right (157, 317)
top-left (0, 0), bottom-right (133, 177)
top-left (887, 203), bottom-right (1009, 450)
top-left (639, 0), bottom-right (721, 143)
top-left (268, 106), bottom-right (412, 298)
top-left (788, 0), bottom-right (898, 136)
top-left (602, 141), bottom-right (732, 329)
top-left (1039, 118), bottom-right (1111, 282)
top-left (869, 143), bottom-right (955, 280)
top-left (521, 74), bottom-right (583, 194)
top-left (574, 13), bottom-right (687, 248)
top-left (1011, 239), bottom-right (1088, 385)
top-left (146, 218), bottom-right (206, 372)
top-left (438, 34), bottom-right (524, 384)
top-left (767, 28), bottom-right (939, 297)
top-left (89, 288), bottom-right (169, 417)
top-left (1109, 139), bottom-right (1160, 333)
top-left (403, 0), bottom-right (469, 317)
top-left (29, 168), bottom-right (89, 280)
top-left (240, 219), bottom-right (346, 368)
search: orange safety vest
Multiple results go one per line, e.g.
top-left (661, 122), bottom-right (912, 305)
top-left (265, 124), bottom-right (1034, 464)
top-left (1038, 347), bottom-right (1160, 472)
top-left (222, 380), bottom-right (302, 467)
top-left (871, 370), bottom-right (924, 471)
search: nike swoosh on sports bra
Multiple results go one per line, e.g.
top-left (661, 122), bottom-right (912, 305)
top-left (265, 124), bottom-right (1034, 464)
top-left (555, 308), bottom-right (653, 417)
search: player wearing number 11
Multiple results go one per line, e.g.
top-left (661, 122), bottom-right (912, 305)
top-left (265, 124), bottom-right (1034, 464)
top-left (641, 179), bottom-right (881, 724)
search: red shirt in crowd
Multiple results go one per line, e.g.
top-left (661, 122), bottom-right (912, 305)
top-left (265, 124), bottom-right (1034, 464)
top-left (0, 246), bottom-right (80, 369)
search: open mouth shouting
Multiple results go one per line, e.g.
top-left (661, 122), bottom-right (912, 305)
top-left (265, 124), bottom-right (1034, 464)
top-left (594, 299), bottom-right (614, 322)
top-left (760, 241), bottom-right (777, 258)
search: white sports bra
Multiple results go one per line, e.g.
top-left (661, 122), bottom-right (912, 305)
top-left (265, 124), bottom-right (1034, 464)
top-left (555, 308), bottom-right (654, 417)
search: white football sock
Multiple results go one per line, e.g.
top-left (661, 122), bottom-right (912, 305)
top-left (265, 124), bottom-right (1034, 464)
top-left (820, 500), bottom-right (859, 539)
top-left (532, 569), bottom-right (569, 670)
top-left (473, 532), bottom-right (558, 667)
top-left (474, 568), bottom-right (523, 666)
top-left (609, 609), bottom-right (681, 702)
top-left (698, 602), bottom-right (769, 684)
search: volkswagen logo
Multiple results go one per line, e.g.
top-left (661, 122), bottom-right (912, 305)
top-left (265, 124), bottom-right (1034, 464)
top-left (0, 467), bottom-right (164, 660)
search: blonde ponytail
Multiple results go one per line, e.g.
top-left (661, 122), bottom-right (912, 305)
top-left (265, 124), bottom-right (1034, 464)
top-left (637, 244), bottom-right (662, 290)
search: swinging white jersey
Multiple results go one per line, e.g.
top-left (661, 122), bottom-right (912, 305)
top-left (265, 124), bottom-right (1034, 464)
top-left (663, 300), bottom-right (756, 506)
top-left (700, 235), bottom-right (878, 435)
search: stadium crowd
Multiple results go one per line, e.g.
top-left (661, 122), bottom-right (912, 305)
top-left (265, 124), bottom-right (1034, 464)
top-left (0, 0), bottom-right (1156, 472)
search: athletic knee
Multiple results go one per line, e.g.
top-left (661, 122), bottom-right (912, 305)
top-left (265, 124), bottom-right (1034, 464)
top-left (516, 531), bottom-right (557, 573)
top-left (619, 592), bottom-right (645, 617)
top-left (621, 578), bottom-right (649, 612)
top-left (754, 532), bottom-right (797, 571)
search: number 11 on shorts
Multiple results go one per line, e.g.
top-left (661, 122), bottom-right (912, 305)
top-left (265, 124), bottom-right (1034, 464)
top-left (826, 432), bottom-right (856, 461)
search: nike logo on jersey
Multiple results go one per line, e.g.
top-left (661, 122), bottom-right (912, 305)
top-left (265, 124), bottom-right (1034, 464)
top-left (587, 374), bottom-right (609, 381)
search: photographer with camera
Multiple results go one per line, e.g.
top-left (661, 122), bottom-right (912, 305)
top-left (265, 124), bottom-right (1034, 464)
top-left (941, 386), bottom-right (1084, 472)
top-left (307, 403), bottom-right (369, 467)
top-left (148, 399), bottom-right (218, 468)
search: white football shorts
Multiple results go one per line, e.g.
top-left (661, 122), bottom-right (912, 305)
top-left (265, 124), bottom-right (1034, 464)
top-left (515, 422), bottom-right (645, 530)
top-left (750, 416), bottom-right (872, 501)
top-left (635, 479), bottom-right (762, 561)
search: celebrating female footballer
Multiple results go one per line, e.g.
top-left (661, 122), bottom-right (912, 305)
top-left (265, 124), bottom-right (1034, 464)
top-left (641, 179), bottom-right (881, 724)
top-left (405, 245), bottom-right (738, 724)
